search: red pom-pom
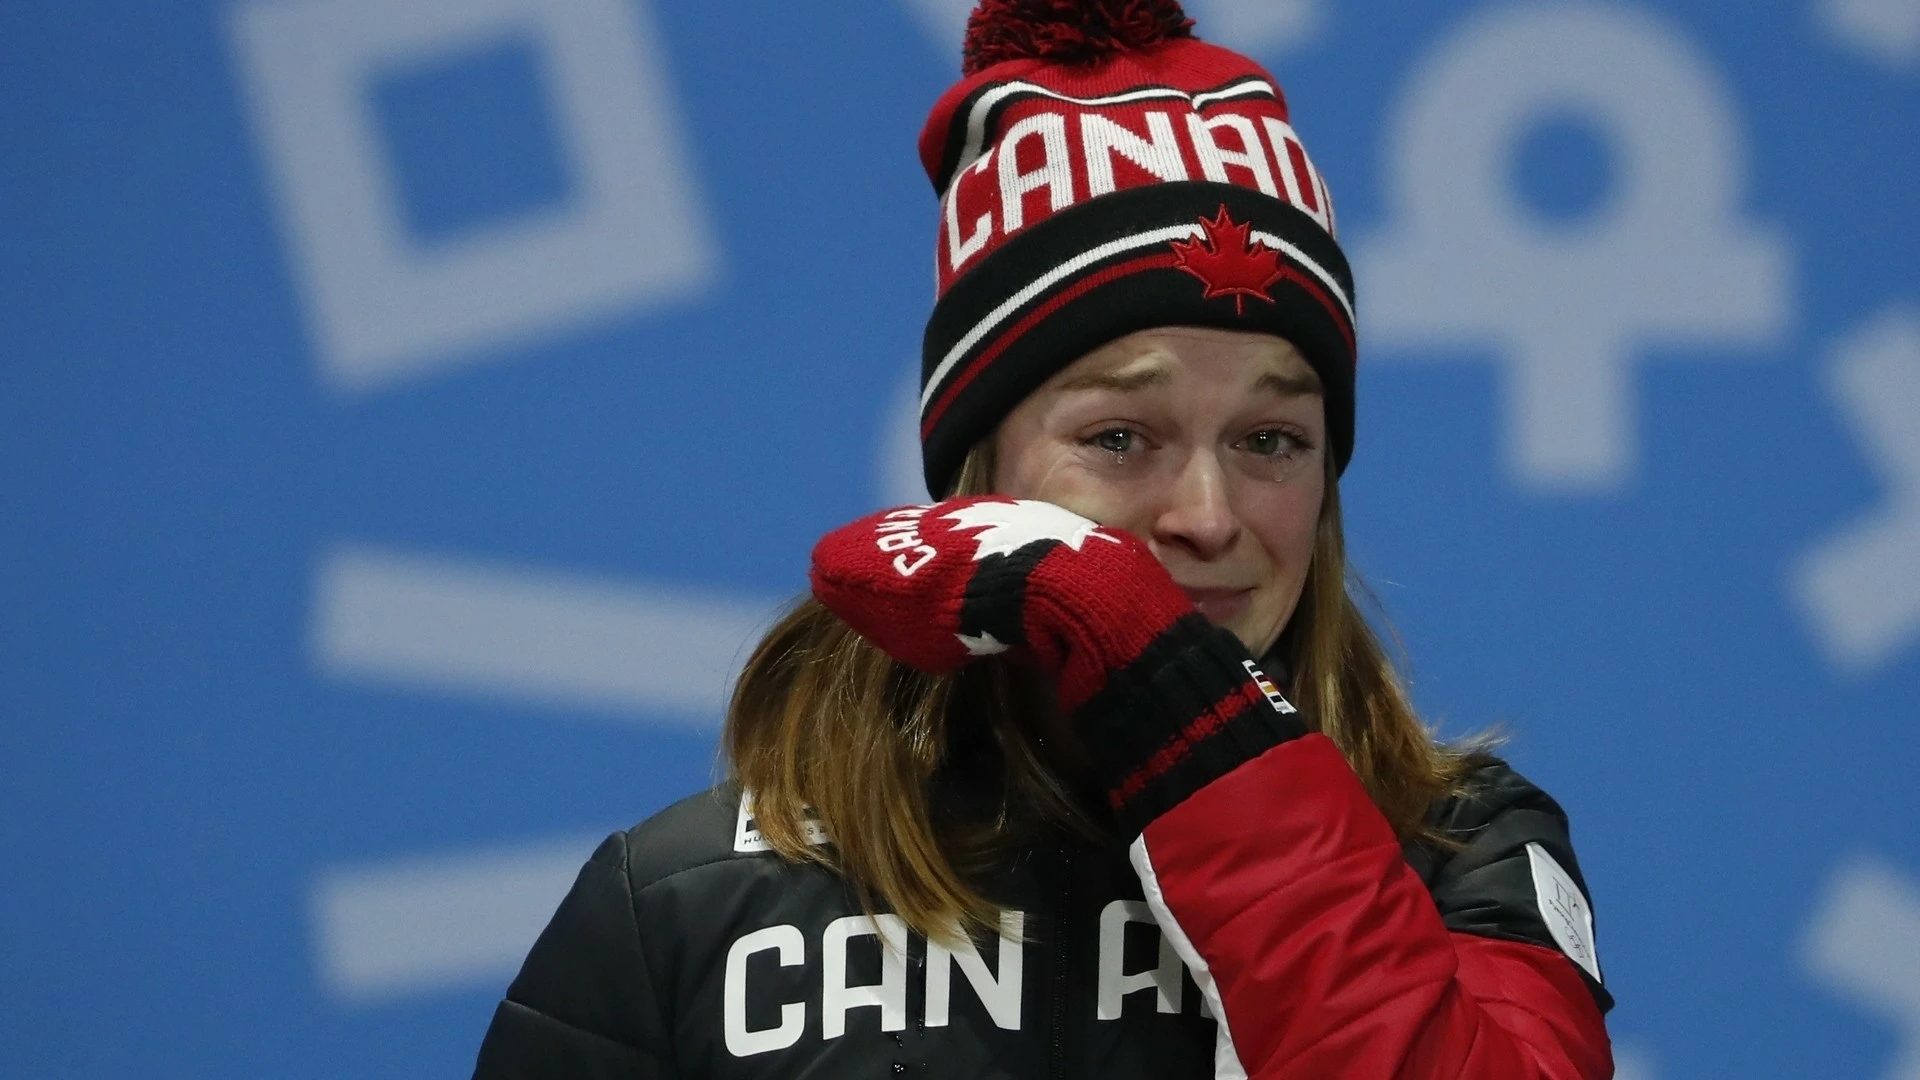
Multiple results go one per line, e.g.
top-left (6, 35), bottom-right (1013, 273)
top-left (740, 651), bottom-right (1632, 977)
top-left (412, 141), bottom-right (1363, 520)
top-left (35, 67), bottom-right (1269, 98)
top-left (961, 0), bottom-right (1195, 75)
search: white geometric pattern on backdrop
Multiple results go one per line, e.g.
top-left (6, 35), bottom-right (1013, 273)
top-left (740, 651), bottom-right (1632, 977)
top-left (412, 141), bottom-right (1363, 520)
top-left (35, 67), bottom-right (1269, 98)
top-left (312, 546), bottom-right (781, 723)
top-left (1818, 0), bottom-right (1920, 71)
top-left (226, 0), bottom-right (748, 1000)
top-left (1357, 2), bottom-right (1792, 492)
top-left (1793, 308), bottom-right (1920, 674)
top-left (1611, 1045), bottom-right (1660, 1080)
top-left (228, 0), bottom-right (718, 390)
top-left (312, 834), bottom-right (605, 1004)
top-left (299, 545), bottom-right (778, 1004)
top-left (897, 0), bottom-right (1323, 60)
top-left (301, 548), bottom-right (777, 1002)
top-left (1188, 0), bottom-right (1324, 54)
top-left (1801, 854), bottom-right (1920, 1080)
top-left (224, 0), bottom-right (1897, 1018)
top-left (300, 548), bottom-right (777, 1003)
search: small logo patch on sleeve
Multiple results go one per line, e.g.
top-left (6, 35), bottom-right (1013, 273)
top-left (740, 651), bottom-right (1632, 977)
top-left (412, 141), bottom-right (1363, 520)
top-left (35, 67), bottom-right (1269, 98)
top-left (1526, 841), bottom-right (1601, 983)
top-left (1240, 660), bottom-right (1298, 714)
top-left (734, 793), bottom-right (829, 853)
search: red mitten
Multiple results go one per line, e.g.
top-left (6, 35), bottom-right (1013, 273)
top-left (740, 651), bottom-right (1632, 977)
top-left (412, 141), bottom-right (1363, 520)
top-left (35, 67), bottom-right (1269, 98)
top-left (810, 497), bottom-right (1309, 834)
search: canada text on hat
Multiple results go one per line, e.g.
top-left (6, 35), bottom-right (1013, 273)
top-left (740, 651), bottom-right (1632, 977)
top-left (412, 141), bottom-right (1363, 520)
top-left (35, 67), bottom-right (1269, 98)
top-left (915, 0), bottom-right (1358, 497)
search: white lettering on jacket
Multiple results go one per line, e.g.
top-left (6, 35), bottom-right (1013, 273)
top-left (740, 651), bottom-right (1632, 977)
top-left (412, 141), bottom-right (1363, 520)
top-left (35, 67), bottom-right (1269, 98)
top-left (724, 925), bottom-right (805, 1057)
top-left (1098, 900), bottom-right (1184, 1018)
top-left (720, 905), bottom-right (1205, 1057)
top-left (926, 911), bottom-right (1025, 1030)
top-left (822, 914), bottom-right (910, 1039)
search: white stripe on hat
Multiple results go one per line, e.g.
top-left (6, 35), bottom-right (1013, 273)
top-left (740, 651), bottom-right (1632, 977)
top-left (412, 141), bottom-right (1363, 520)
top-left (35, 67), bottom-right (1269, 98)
top-left (921, 223), bottom-right (1203, 416)
top-left (919, 222), bottom-right (1353, 419)
top-left (1251, 229), bottom-right (1355, 325)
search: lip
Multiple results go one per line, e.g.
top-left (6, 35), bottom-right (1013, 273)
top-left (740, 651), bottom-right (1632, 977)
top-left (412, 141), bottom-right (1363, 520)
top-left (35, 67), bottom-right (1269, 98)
top-left (1180, 585), bottom-right (1253, 623)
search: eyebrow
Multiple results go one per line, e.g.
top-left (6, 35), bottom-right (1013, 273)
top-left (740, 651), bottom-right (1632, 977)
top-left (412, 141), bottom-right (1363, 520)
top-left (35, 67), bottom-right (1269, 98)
top-left (1051, 366), bottom-right (1323, 397)
top-left (1052, 367), bottom-right (1170, 393)
top-left (1256, 372), bottom-right (1323, 398)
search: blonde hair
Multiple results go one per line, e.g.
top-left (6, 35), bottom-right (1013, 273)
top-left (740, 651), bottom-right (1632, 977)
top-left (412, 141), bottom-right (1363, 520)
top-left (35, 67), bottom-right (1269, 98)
top-left (724, 445), bottom-right (1486, 942)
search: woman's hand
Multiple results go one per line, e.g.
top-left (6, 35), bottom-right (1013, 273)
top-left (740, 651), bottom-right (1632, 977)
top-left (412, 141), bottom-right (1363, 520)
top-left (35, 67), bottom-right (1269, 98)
top-left (812, 496), bottom-right (1306, 833)
top-left (808, 496), bottom-right (1188, 701)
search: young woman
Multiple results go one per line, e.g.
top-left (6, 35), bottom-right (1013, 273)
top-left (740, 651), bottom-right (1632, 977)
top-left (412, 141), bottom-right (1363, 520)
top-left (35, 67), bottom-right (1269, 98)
top-left (473, 3), bottom-right (1613, 1077)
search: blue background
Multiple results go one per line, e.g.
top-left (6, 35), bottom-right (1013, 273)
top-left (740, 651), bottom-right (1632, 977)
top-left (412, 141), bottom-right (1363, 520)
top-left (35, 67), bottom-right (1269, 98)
top-left (3, 0), bottom-right (1916, 1076)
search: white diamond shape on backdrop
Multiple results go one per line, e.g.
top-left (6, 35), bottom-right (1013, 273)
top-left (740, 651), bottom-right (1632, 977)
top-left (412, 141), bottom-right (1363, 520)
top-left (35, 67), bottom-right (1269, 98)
top-left (229, 0), bottom-right (718, 390)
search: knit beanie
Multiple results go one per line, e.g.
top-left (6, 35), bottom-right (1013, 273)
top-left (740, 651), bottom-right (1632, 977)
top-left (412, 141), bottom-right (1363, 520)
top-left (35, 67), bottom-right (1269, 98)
top-left (917, 0), bottom-right (1356, 497)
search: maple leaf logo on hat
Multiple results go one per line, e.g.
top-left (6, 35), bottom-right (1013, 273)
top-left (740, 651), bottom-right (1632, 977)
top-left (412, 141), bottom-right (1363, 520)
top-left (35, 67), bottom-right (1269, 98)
top-left (1170, 205), bottom-right (1289, 316)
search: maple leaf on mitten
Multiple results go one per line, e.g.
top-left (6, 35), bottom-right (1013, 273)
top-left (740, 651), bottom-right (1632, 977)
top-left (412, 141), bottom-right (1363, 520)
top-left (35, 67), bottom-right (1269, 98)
top-left (810, 495), bottom-right (1308, 835)
top-left (809, 497), bottom-right (1145, 675)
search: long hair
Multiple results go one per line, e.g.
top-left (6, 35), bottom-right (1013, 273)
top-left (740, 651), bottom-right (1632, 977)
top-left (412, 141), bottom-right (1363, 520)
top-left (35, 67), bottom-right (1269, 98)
top-left (723, 445), bottom-right (1485, 943)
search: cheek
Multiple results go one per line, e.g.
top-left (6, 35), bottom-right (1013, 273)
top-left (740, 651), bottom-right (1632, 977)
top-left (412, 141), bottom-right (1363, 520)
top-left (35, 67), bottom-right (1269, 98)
top-left (1249, 480), bottom-right (1323, 578)
top-left (996, 447), bottom-right (1145, 530)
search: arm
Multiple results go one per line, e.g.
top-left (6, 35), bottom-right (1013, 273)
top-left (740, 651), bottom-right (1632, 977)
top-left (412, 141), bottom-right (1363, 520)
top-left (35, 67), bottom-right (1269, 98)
top-left (472, 833), bottom-right (675, 1080)
top-left (1055, 589), bottom-right (1610, 1078)
top-left (1130, 733), bottom-right (1611, 1078)
top-left (810, 496), bottom-right (1611, 1078)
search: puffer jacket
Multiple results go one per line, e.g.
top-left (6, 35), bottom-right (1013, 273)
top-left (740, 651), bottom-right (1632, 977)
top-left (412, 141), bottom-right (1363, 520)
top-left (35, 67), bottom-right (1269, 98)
top-left (471, 736), bottom-right (1613, 1078)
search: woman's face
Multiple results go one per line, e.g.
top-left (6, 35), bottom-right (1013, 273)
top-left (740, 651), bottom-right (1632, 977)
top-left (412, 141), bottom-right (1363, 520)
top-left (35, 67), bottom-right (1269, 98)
top-left (992, 326), bottom-right (1326, 658)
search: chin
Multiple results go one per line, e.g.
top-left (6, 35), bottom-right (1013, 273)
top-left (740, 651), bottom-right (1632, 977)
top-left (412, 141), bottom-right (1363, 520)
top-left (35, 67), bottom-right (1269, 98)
top-left (1224, 622), bottom-right (1280, 660)
top-left (1239, 605), bottom-right (1298, 658)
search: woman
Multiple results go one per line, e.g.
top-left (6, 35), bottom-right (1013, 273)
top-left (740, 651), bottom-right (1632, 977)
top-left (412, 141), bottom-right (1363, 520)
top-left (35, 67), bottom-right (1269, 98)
top-left (473, 2), bottom-right (1613, 1077)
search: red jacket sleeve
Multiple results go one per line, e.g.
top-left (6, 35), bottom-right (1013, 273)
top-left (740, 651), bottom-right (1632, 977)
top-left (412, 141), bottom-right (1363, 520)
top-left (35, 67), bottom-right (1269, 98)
top-left (1128, 734), bottom-right (1612, 1079)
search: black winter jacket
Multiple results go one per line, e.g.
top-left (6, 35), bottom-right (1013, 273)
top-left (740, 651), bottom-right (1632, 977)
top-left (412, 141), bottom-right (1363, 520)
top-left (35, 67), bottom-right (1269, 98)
top-left (471, 759), bottom-right (1610, 1078)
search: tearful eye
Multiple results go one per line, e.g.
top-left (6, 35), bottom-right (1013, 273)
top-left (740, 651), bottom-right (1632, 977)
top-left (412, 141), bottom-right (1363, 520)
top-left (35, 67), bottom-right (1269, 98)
top-left (1092, 429), bottom-right (1135, 455)
top-left (1244, 429), bottom-right (1298, 456)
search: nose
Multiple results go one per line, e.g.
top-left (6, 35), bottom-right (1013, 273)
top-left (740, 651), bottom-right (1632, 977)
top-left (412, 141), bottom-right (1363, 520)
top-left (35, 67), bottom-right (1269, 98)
top-left (1150, 449), bottom-right (1241, 561)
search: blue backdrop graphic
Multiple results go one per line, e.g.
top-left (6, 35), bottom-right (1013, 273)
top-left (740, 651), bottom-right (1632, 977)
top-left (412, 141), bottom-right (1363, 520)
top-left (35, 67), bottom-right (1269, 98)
top-left (3, 1), bottom-right (1918, 1077)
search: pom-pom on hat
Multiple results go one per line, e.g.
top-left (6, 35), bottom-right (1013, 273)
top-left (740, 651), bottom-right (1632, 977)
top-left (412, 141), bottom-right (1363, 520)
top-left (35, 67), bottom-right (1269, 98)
top-left (917, 0), bottom-right (1356, 497)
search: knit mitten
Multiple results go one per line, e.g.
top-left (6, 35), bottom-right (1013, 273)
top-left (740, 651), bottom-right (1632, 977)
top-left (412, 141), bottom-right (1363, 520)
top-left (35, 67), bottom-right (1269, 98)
top-left (810, 496), bottom-right (1308, 833)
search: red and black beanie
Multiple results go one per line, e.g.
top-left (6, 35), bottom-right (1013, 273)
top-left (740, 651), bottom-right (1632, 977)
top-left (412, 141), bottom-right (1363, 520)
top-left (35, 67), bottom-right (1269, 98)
top-left (917, 0), bottom-right (1356, 497)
